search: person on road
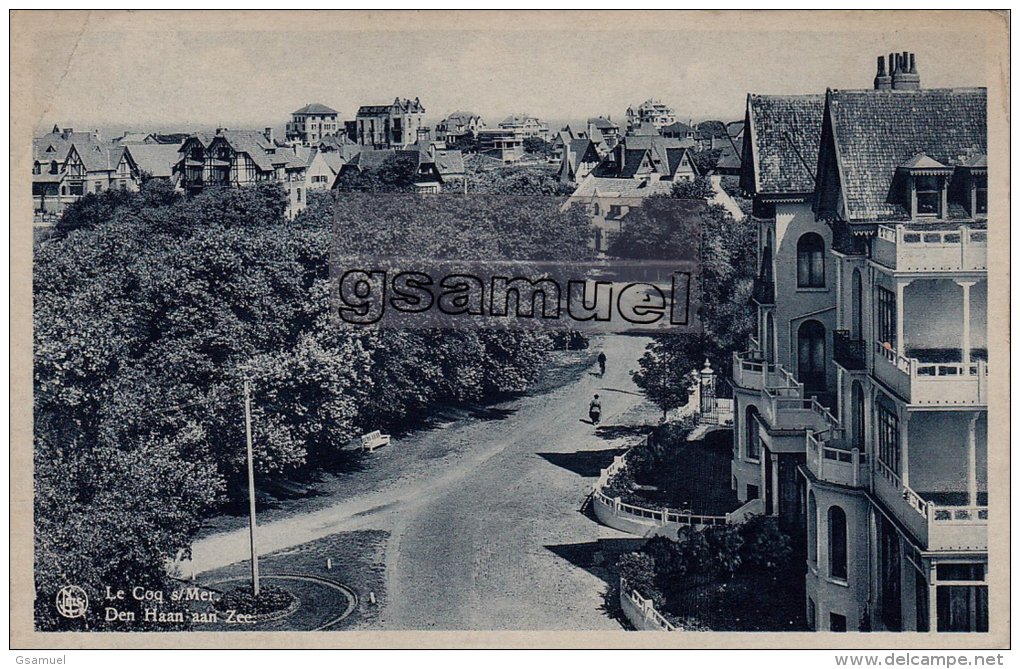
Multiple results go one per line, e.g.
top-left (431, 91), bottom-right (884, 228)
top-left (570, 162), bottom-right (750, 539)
top-left (597, 351), bottom-right (607, 376)
top-left (589, 394), bottom-right (602, 425)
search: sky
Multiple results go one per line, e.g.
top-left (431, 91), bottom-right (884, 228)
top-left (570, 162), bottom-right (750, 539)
top-left (25, 16), bottom-right (990, 136)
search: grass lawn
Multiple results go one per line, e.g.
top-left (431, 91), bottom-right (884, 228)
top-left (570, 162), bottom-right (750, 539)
top-left (193, 529), bottom-right (387, 631)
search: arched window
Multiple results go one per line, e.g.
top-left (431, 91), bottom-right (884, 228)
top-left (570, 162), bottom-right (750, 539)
top-left (828, 506), bottom-right (848, 580)
top-left (798, 320), bottom-right (826, 391)
top-left (745, 405), bottom-right (761, 460)
top-left (797, 232), bottom-right (826, 288)
top-left (807, 492), bottom-right (818, 564)
top-left (851, 381), bottom-right (865, 451)
top-left (851, 269), bottom-right (863, 340)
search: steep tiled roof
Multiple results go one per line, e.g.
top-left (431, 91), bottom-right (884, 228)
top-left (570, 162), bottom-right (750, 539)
top-left (587, 117), bottom-right (619, 131)
top-left (571, 174), bottom-right (673, 199)
top-left (745, 93), bottom-right (824, 195)
top-left (293, 103), bottom-right (339, 115)
top-left (124, 144), bottom-right (182, 178)
top-left (73, 142), bottom-right (124, 172)
top-left (824, 88), bottom-right (986, 221)
top-left (665, 147), bottom-right (698, 177)
top-left (33, 131), bottom-right (100, 163)
top-left (441, 111), bottom-right (481, 125)
top-left (430, 149), bottom-right (465, 176)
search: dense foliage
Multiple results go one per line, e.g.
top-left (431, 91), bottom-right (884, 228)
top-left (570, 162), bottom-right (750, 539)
top-left (671, 175), bottom-right (715, 200)
top-left (618, 516), bottom-right (794, 609)
top-left (623, 190), bottom-right (756, 415)
top-left (34, 179), bottom-right (592, 629)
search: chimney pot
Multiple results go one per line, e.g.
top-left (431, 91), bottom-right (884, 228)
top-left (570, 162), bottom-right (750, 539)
top-left (874, 54), bottom-right (893, 90)
top-left (909, 53), bottom-right (917, 73)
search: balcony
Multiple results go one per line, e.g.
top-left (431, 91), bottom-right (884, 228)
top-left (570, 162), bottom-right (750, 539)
top-left (751, 276), bottom-right (774, 305)
top-left (873, 459), bottom-right (987, 552)
top-left (760, 388), bottom-right (835, 433)
top-left (805, 428), bottom-right (867, 488)
top-left (873, 342), bottom-right (988, 406)
top-left (872, 225), bottom-right (987, 272)
top-left (832, 330), bottom-right (866, 371)
top-left (731, 350), bottom-right (799, 392)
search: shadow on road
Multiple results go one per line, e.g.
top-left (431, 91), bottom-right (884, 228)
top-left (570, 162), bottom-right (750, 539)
top-left (544, 539), bottom-right (648, 585)
top-left (592, 424), bottom-right (649, 441)
top-left (536, 448), bottom-right (628, 478)
top-left (598, 387), bottom-right (643, 397)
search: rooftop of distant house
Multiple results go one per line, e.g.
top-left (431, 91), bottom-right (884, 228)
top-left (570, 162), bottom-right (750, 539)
top-left (293, 103), bottom-right (339, 116)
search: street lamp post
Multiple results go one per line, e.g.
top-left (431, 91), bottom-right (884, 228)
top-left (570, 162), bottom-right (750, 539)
top-left (243, 378), bottom-right (260, 597)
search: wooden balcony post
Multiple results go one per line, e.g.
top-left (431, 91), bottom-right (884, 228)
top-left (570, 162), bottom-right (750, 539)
top-left (895, 280), bottom-right (907, 358)
top-left (955, 280), bottom-right (976, 366)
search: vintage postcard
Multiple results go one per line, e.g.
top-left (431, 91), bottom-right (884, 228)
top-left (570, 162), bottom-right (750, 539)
top-left (10, 9), bottom-right (1010, 651)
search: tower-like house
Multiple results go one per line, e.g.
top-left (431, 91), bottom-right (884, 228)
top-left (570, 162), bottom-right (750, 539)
top-left (730, 52), bottom-right (989, 632)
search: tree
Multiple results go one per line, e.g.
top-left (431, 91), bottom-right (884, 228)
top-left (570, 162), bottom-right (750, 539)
top-left (671, 175), bottom-right (715, 200)
top-left (606, 196), bottom-right (703, 261)
top-left (465, 165), bottom-right (574, 196)
top-left (450, 131), bottom-right (479, 154)
top-left (522, 136), bottom-right (553, 157)
top-left (333, 153), bottom-right (419, 193)
top-left (691, 148), bottom-right (723, 175)
top-left (739, 516), bottom-right (793, 571)
top-left (630, 202), bottom-right (756, 408)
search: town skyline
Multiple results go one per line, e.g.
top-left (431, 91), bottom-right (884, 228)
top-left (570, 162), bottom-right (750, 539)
top-left (29, 25), bottom-right (988, 134)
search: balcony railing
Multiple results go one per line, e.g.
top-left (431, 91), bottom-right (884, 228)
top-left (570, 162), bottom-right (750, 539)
top-left (731, 350), bottom-right (800, 392)
top-left (806, 429), bottom-right (867, 488)
top-left (832, 330), bottom-right (866, 371)
top-left (752, 276), bottom-right (775, 305)
top-left (761, 387), bottom-right (836, 433)
top-left (873, 225), bottom-right (987, 272)
top-left (873, 459), bottom-right (987, 552)
top-left (873, 342), bottom-right (988, 406)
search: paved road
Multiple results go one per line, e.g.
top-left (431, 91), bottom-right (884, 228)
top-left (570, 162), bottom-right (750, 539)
top-left (186, 334), bottom-right (656, 630)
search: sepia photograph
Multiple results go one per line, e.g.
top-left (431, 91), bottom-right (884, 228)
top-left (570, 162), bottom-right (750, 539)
top-left (9, 9), bottom-right (1010, 652)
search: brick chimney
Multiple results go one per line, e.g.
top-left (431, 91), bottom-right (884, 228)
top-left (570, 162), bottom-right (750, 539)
top-left (264, 127), bottom-right (275, 143)
top-left (891, 51), bottom-right (920, 90)
top-left (874, 55), bottom-right (892, 90)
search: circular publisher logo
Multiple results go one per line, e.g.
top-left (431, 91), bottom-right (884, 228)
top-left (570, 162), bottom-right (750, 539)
top-left (55, 585), bottom-right (89, 619)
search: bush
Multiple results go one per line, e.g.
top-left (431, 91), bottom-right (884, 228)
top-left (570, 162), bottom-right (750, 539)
top-left (618, 551), bottom-right (663, 607)
top-left (642, 535), bottom-right (687, 578)
top-left (671, 176), bottom-right (715, 200)
top-left (214, 583), bottom-right (296, 616)
top-left (675, 526), bottom-right (712, 575)
top-left (704, 525), bottom-right (744, 578)
top-left (739, 516), bottom-right (793, 571)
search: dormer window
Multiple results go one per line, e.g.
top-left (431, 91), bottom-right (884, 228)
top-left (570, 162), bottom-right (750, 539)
top-left (913, 174), bottom-right (943, 217)
top-left (973, 174), bottom-right (988, 216)
top-left (896, 153), bottom-right (951, 220)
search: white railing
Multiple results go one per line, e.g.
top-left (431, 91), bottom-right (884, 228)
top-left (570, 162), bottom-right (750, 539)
top-left (874, 342), bottom-right (988, 406)
top-left (873, 224), bottom-right (988, 272)
top-left (731, 350), bottom-right (802, 394)
top-left (591, 433), bottom-right (762, 535)
top-left (806, 429), bottom-right (866, 487)
top-left (873, 457), bottom-right (987, 550)
top-left (620, 579), bottom-right (676, 631)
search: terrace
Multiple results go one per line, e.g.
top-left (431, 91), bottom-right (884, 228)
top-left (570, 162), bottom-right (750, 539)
top-left (805, 427), bottom-right (867, 488)
top-left (873, 343), bottom-right (988, 406)
top-left (872, 224), bottom-right (987, 273)
top-left (872, 459), bottom-right (987, 552)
